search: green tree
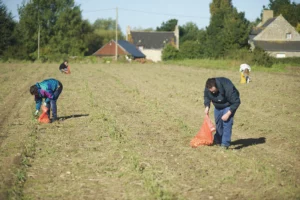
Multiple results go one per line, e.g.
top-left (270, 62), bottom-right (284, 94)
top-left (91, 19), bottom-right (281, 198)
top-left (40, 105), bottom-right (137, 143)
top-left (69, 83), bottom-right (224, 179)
top-left (179, 40), bottom-right (204, 59)
top-left (222, 10), bottom-right (250, 51)
top-left (85, 18), bottom-right (124, 56)
top-left (204, 0), bottom-right (250, 58)
top-left (0, 0), bottom-right (16, 57)
top-left (296, 23), bottom-right (300, 33)
top-left (265, 0), bottom-right (300, 27)
top-left (93, 18), bottom-right (121, 31)
top-left (180, 22), bottom-right (199, 44)
top-left (162, 44), bottom-right (180, 60)
top-left (156, 19), bottom-right (178, 31)
top-left (252, 47), bottom-right (273, 67)
top-left (16, 0), bottom-right (91, 60)
top-left (209, 0), bottom-right (233, 16)
top-left (48, 6), bottom-right (91, 57)
top-left (84, 31), bottom-right (104, 56)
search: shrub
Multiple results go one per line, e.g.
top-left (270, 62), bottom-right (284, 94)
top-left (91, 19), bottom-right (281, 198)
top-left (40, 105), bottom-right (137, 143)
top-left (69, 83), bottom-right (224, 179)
top-left (224, 48), bottom-right (253, 63)
top-left (162, 44), bottom-right (180, 61)
top-left (179, 40), bottom-right (204, 59)
top-left (272, 57), bottom-right (300, 66)
top-left (103, 57), bottom-right (113, 63)
top-left (252, 47), bottom-right (273, 68)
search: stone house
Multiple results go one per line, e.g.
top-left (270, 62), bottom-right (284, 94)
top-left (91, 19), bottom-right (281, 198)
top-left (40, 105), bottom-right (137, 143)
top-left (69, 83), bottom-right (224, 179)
top-left (126, 25), bottom-right (179, 62)
top-left (249, 10), bottom-right (300, 58)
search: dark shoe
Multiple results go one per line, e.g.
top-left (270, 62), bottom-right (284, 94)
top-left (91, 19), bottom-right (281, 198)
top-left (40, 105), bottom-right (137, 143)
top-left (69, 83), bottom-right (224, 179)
top-left (51, 118), bottom-right (57, 123)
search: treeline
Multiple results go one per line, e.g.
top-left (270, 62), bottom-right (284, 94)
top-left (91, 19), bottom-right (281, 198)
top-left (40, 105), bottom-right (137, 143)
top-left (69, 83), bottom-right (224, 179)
top-left (0, 0), bottom-right (299, 66)
top-left (0, 0), bottom-right (123, 62)
top-left (161, 0), bottom-right (300, 67)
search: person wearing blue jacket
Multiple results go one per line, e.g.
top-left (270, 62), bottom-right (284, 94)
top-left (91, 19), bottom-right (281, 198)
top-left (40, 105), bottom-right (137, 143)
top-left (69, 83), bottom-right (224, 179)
top-left (29, 78), bottom-right (63, 122)
top-left (204, 77), bottom-right (240, 149)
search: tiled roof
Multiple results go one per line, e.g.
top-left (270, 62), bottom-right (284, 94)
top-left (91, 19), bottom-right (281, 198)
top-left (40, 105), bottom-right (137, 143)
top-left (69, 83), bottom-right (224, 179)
top-left (262, 18), bottom-right (276, 28)
top-left (250, 18), bottom-right (276, 35)
top-left (130, 31), bottom-right (176, 49)
top-left (93, 40), bottom-right (126, 56)
top-left (118, 40), bottom-right (145, 58)
top-left (250, 27), bottom-right (264, 35)
top-left (254, 41), bottom-right (300, 52)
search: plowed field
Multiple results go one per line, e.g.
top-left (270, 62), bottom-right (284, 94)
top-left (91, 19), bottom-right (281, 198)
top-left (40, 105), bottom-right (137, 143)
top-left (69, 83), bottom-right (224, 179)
top-left (0, 63), bottom-right (299, 200)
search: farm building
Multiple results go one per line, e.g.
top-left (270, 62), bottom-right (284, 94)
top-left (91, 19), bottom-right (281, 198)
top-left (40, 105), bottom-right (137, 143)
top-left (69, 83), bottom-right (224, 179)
top-left (126, 25), bottom-right (179, 62)
top-left (249, 10), bottom-right (300, 58)
top-left (93, 40), bottom-right (145, 59)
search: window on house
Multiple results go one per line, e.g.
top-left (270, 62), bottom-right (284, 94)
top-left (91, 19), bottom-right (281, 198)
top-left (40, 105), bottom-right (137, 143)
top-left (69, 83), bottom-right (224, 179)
top-left (286, 33), bottom-right (292, 39)
top-left (276, 53), bottom-right (286, 58)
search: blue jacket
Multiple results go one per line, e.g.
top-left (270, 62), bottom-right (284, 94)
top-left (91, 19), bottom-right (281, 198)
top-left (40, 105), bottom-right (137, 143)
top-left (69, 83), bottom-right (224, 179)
top-left (34, 79), bottom-right (60, 110)
top-left (204, 77), bottom-right (240, 113)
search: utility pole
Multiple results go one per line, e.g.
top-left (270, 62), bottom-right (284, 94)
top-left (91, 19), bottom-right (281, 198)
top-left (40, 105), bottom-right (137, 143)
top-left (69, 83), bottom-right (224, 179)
top-left (115, 7), bottom-right (118, 61)
top-left (38, 24), bottom-right (40, 60)
top-left (37, 0), bottom-right (40, 60)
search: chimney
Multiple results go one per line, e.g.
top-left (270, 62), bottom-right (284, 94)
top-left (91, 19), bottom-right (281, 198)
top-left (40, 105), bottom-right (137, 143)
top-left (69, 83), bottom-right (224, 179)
top-left (262, 10), bottom-right (274, 24)
top-left (174, 24), bottom-right (179, 49)
top-left (126, 26), bottom-right (131, 41)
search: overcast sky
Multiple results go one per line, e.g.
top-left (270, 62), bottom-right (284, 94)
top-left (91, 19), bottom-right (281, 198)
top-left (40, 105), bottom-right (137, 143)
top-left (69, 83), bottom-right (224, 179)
top-left (4, 0), bottom-right (298, 34)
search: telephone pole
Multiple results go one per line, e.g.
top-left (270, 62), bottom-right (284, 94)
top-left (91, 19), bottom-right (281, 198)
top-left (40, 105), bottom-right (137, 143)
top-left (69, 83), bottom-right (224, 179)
top-left (115, 7), bottom-right (118, 61)
top-left (37, 0), bottom-right (40, 60)
top-left (38, 24), bottom-right (40, 60)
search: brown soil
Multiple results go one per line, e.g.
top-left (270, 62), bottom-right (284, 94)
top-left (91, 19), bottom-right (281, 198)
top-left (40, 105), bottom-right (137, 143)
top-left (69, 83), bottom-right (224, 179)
top-left (0, 63), bottom-right (299, 200)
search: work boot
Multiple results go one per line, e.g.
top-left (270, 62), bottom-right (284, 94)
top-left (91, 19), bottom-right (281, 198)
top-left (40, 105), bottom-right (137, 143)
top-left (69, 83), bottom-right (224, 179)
top-left (51, 118), bottom-right (57, 123)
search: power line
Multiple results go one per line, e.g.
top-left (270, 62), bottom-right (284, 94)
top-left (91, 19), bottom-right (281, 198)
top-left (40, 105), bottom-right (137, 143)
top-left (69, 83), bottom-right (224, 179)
top-left (84, 8), bottom-right (115, 13)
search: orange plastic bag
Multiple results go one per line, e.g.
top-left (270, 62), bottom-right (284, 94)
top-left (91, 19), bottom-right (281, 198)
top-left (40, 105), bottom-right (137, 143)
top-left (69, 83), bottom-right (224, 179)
top-left (66, 65), bottom-right (71, 74)
top-left (190, 115), bottom-right (215, 147)
top-left (38, 105), bottom-right (50, 123)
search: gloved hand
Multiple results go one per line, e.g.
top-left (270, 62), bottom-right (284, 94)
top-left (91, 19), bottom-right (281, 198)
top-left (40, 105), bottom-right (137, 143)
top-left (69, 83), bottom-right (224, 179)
top-left (43, 102), bottom-right (47, 106)
top-left (34, 110), bottom-right (39, 116)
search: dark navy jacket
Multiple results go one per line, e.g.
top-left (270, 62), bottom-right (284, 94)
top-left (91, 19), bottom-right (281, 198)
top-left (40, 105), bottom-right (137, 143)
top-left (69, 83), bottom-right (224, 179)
top-left (204, 77), bottom-right (240, 113)
top-left (59, 62), bottom-right (68, 70)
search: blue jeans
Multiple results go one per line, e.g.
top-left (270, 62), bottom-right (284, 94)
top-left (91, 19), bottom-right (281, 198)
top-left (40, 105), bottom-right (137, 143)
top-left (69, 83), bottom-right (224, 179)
top-left (214, 107), bottom-right (234, 147)
top-left (46, 82), bottom-right (63, 119)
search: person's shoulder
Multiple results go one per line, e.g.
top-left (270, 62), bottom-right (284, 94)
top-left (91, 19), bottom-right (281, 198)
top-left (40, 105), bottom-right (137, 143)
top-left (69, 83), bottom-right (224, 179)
top-left (216, 77), bottom-right (228, 81)
top-left (218, 77), bottom-right (234, 84)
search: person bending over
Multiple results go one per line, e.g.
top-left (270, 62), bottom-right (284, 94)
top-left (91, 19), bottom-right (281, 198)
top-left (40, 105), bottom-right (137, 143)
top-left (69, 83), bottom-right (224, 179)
top-left (204, 77), bottom-right (241, 149)
top-left (30, 78), bottom-right (63, 122)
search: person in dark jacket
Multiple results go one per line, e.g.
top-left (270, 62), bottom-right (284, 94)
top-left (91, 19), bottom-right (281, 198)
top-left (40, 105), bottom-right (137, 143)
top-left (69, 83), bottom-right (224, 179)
top-left (59, 60), bottom-right (69, 74)
top-left (30, 78), bottom-right (63, 122)
top-left (204, 77), bottom-right (240, 149)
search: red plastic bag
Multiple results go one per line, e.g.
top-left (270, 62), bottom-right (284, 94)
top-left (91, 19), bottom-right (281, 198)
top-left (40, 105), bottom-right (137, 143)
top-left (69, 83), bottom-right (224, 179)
top-left (190, 115), bottom-right (215, 147)
top-left (38, 105), bottom-right (50, 123)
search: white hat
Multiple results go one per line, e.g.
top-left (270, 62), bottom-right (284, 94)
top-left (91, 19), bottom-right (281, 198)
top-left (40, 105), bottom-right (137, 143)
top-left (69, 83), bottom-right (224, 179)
top-left (240, 63), bottom-right (251, 72)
